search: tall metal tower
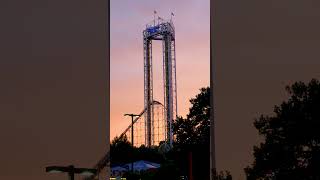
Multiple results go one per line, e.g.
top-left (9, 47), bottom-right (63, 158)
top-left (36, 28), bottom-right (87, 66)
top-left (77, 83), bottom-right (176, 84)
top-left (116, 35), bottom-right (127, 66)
top-left (143, 17), bottom-right (177, 147)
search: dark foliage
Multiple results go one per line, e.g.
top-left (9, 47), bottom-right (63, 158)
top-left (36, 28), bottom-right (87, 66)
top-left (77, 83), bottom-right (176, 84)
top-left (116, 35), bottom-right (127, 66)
top-left (245, 79), bottom-right (320, 179)
top-left (133, 145), bottom-right (164, 165)
top-left (110, 135), bottom-right (132, 166)
top-left (111, 86), bottom-right (231, 179)
top-left (110, 135), bottom-right (164, 167)
top-left (172, 87), bottom-right (211, 180)
top-left (173, 87), bottom-right (211, 148)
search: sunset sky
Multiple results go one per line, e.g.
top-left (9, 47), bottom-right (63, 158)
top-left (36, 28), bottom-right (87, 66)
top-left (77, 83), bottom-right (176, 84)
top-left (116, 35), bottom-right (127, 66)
top-left (110, 0), bottom-right (210, 140)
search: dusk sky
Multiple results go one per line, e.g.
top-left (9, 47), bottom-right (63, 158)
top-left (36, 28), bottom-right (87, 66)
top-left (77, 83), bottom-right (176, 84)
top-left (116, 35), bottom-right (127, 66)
top-left (110, 0), bottom-right (210, 139)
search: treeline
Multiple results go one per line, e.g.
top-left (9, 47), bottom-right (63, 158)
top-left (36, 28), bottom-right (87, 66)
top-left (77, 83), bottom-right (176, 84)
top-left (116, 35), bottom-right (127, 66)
top-left (111, 78), bottom-right (320, 180)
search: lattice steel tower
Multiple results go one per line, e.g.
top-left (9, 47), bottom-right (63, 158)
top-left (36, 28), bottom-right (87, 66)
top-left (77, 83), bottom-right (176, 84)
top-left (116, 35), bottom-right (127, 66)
top-left (143, 17), bottom-right (177, 148)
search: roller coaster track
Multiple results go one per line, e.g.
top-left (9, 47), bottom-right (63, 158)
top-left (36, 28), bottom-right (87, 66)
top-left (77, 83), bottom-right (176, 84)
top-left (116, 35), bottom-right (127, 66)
top-left (84, 100), bottom-right (163, 180)
top-left (119, 100), bottom-right (163, 139)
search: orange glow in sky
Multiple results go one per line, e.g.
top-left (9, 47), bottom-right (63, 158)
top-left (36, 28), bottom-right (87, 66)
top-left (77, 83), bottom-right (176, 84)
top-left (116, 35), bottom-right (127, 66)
top-left (110, 0), bottom-right (210, 140)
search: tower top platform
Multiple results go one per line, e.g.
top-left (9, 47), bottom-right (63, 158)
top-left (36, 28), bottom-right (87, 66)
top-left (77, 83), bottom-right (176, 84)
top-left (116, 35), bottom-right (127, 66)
top-left (143, 18), bottom-right (175, 40)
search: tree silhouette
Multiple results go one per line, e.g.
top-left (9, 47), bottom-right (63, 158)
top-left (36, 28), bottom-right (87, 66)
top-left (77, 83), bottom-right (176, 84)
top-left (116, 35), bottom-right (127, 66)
top-left (245, 79), bottom-right (320, 179)
top-left (110, 135), bottom-right (132, 166)
top-left (172, 87), bottom-right (212, 180)
top-left (111, 86), bottom-right (232, 179)
top-left (110, 135), bottom-right (164, 167)
top-left (173, 87), bottom-right (210, 148)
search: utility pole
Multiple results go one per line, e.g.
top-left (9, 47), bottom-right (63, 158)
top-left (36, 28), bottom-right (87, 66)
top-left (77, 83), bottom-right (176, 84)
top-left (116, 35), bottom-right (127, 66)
top-left (124, 113), bottom-right (140, 173)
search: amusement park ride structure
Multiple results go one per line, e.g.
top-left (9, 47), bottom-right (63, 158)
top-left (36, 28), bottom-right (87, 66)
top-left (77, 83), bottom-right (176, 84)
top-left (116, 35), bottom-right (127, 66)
top-left (120, 16), bottom-right (177, 148)
top-left (85, 15), bottom-right (178, 180)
